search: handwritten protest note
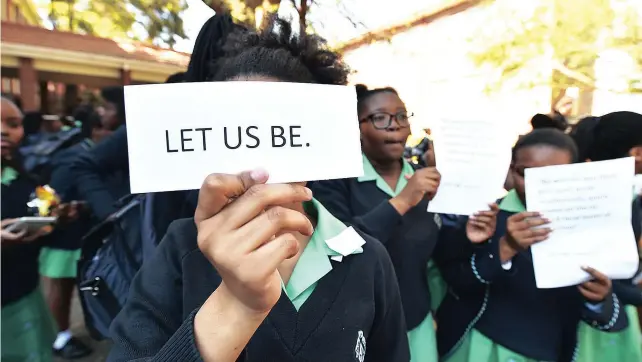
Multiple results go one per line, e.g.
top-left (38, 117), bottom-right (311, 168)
top-left (124, 82), bottom-right (363, 193)
top-left (526, 157), bottom-right (639, 289)
top-left (428, 119), bottom-right (513, 215)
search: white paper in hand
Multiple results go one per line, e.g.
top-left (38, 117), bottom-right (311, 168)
top-left (526, 157), bottom-right (639, 289)
top-left (428, 119), bottom-right (513, 215)
top-left (124, 82), bottom-right (363, 193)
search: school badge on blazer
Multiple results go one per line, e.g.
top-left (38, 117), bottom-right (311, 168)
top-left (355, 330), bottom-right (366, 362)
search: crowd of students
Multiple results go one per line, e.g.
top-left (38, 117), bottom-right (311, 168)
top-left (2, 13), bottom-right (642, 362)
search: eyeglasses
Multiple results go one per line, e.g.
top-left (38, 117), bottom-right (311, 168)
top-left (360, 111), bottom-right (414, 130)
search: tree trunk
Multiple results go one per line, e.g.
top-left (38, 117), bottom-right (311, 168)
top-left (299, 0), bottom-right (308, 35)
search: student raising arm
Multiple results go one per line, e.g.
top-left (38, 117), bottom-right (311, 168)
top-left (107, 17), bottom-right (408, 362)
top-left (434, 129), bottom-right (627, 362)
top-left (310, 85), bottom-right (441, 361)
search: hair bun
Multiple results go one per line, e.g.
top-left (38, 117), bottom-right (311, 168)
top-left (355, 84), bottom-right (369, 98)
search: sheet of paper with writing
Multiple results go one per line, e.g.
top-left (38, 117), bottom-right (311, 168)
top-left (526, 157), bottom-right (639, 289)
top-left (124, 82), bottom-right (363, 193)
top-left (427, 119), bottom-right (513, 215)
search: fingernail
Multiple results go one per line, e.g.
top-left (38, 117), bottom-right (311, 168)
top-left (250, 169), bottom-right (268, 182)
top-left (304, 187), bottom-right (313, 198)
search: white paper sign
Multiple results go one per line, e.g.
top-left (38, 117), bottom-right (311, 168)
top-left (124, 82), bottom-right (363, 193)
top-left (428, 119), bottom-right (513, 215)
top-left (526, 157), bottom-right (639, 289)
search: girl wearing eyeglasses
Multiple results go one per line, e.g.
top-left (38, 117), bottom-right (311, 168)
top-left (310, 84), bottom-right (443, 361)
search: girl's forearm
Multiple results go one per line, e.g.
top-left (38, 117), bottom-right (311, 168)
top-left (194, 282), bottom-right (269, 362)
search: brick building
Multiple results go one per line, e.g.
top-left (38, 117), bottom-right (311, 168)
top-left (1, 0), bottom-right (189, 113)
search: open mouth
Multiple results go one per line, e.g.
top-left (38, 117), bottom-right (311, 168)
top-left (1, 138), bottom-right (13, 149)
top-left (383, 139), bottom-right (405, 146)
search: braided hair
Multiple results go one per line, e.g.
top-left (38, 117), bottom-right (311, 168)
top-left (570, 111), bottom-right (642, 162)
top-left (185, 14), bottom-right (246, 82)
top-left (209, 16), bottom-right (349, 85)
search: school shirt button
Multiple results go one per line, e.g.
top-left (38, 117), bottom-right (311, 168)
top-left (592, 321), bottom-right (598, 327)
top-left (489, 254), bottom-right (494, 259)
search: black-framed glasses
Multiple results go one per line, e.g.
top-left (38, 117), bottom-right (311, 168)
top-left (360, 111), bottom-right (414, 130)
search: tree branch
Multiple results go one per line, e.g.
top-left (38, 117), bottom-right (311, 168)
top-left (334, 0), bottom-right (490, 53)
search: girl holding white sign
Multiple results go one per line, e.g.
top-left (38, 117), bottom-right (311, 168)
top-left (570, 111), bottom-right (642, 362)
top-left (434, 129), bottom-right (627, 362)
top-left (107, 17), bottom-right (410, 362)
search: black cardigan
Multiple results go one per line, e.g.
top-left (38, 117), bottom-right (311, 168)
top-left (309, 178), bottom-right (440, 330)
top-left (107, 218), bottom-right (410, 362)
top-left (70, 125), bottom-right (129, 220)
top-left (433, 206), bottom-right (629, 362)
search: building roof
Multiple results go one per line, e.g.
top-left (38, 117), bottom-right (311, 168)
top-left (334, 0), bottom-right (486, 54)
top-left (1, 21), bottom-right (190, 68)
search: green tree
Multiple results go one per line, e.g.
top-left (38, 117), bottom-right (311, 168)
top-left (468, 0), bottom-right (642, 104)
top-left (204, 0), bottom-right (281, 29)
top-left (42, 0), bottom-right (187, 48)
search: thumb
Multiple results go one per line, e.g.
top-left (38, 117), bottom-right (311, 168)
top-left (404, 174), bottom-right (412, 180)
top-left (195, 169), bottom-right (269, 225)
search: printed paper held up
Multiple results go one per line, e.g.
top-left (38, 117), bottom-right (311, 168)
top-left (428, 119), bottom-right (513, 215)
top-left (526, 157), bottom-right (639, 289)
top-left (124, 82), bottom-right (363, 193)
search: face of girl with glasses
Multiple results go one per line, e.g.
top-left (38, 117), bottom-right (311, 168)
top-left (359, 92), bottom-right (412, 163)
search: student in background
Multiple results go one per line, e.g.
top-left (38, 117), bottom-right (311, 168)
top-left (39, 110), bottom-right (113, 359)
top-left (570, 111), bottom-right (642, 362)
top-left (435, 129), bottom-right (627, 362)
top-left (107, 17), bottom-right (409, 362)
top-left (1, 96), bottom-right (58, 362)
top-left (70, 86), bottom-right (129, 220)
top-left (310, 84), bottom-right (442, 361)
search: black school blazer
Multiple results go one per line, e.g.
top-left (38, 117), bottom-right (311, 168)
top-left (107, 218), bottom-right (410, 362)
top-left (433, 201), bottom-right (629, 362)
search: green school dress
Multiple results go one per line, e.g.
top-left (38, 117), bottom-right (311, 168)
top-left (445, 330), bottom-right (547, 362)
top-left (576, 306), bottom-right (642, 362)
top-left (39, 247), bottom-right (81, 278)
top-left (1, 288), bottom-right (58, 362)
top-left (359, 154), bottom-right (439, 362)
top-left (2, 168), bottom-right (57, 362)
top-left (428, 260), bottom-right (447, 313)
top-left (577, 191), bottom-right (642, 362)
top-left (445, 191), bottom-right (551, 362)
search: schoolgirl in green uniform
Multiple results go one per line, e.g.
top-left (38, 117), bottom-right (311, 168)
top-left (435, 128), bottom-right (628, 362)
top-left (1, 96), bottom-right (57, 362)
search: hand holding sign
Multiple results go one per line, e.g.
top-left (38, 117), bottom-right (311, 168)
top-left (466, 203), bottom-right (499, 244)
top-left (194, 170), bottom-right (314, 314)
top-left (578, 266), bottom-right (612, 303)
top-left (390, 168), bottom-right (440, 215)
